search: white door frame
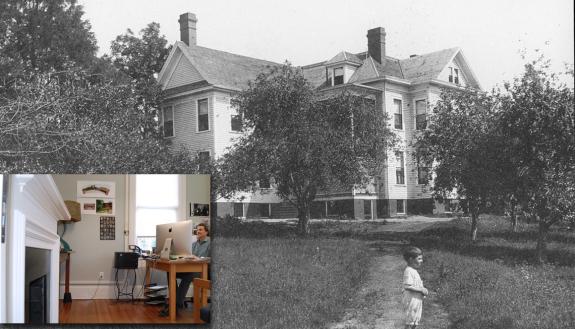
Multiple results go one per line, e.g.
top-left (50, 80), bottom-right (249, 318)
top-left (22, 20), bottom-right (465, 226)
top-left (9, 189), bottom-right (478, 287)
top-left (0, 175), bottom-right (6, 323)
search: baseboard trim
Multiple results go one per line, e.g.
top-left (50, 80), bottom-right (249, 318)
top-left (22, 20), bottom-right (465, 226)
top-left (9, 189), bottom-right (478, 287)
top-left (59, 284), bottom-right (148, 300)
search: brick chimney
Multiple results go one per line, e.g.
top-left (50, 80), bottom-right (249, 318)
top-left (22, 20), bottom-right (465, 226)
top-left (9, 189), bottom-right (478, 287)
top-left (367, 27), bottom-right (386, 64)
top-left (179, 13), bottom-right (197, 46)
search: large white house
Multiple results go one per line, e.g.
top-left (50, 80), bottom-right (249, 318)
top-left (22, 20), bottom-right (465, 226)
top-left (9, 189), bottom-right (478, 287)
top-left (157, 12), bottom-right (481, 219)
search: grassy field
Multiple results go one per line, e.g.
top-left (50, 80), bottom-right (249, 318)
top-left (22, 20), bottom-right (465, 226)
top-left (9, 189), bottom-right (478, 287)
top-left (411, 215), bottom-right (575, 329)
top-left (211, 235), bottom-right (373, 329)
top-left (211, 216), bottom-right (575, 329)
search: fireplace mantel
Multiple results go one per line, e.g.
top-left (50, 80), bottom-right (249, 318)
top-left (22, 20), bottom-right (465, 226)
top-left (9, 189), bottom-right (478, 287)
top-left (6, 175), bottom-right (70, 323)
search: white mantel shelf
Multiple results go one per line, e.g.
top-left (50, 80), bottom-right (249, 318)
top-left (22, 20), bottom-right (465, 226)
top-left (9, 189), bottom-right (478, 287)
top-left (6, 175), bottom-right (70, 324)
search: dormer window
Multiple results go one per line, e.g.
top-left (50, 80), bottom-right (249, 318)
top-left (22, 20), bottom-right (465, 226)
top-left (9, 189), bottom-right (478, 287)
top-left (326, 66), bottom-right (346, 86)
top-left (334, 67), bottom-right (344, 85)
top-left (327, 69), bottom-right (333, 86)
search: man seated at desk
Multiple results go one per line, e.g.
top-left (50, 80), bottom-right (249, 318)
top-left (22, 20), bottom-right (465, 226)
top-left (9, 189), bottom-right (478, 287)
top-left (160, 223), bottom-right (210, 317)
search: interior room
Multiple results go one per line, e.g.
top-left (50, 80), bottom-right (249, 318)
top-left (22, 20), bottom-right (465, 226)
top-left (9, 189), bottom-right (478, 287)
top-left (0, 174), bottom-right (211, 324)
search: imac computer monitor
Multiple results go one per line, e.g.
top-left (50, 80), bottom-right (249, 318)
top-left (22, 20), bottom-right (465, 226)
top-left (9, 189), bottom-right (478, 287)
top-left (155, 221), bottom-right (197, 258)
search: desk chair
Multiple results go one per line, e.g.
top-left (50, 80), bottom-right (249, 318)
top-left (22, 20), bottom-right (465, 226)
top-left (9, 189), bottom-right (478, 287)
top-left (193, 278), bottom-right (211, 323)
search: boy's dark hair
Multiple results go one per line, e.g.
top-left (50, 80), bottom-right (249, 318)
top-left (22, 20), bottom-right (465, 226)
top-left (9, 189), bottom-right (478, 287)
top-left (403, 246), bottom-right (423, 261)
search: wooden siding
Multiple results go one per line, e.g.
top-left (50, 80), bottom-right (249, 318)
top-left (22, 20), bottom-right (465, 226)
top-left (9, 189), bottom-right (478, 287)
top-left (212, 91), bottom-right (242, 158)
top-left (164, 93), bottom-right (215, 155)
top-left (166, 53), bottom-right (204, 90)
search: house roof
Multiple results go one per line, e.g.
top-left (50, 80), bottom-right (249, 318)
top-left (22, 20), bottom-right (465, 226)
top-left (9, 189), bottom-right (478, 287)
top-left (325, 51), bottom-right (363, 66)
top-left (399, 47), bottom-right (460, 84)
top-left (161, 40), bottom-right (474, 92)
top-left (178, 42), bottom-right (281, 90)
top-left (301, 62), bottom-right (328, 88)
top-left (304, 48), bottom-right (461, 87)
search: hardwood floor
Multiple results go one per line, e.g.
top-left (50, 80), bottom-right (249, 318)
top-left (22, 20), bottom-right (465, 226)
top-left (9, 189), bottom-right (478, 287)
top-left (59, 299), bottom-right (200, 324)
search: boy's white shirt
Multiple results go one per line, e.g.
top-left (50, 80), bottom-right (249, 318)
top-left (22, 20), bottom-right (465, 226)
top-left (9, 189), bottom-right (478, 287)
top-left (403, 266), bottom-right (423, 290)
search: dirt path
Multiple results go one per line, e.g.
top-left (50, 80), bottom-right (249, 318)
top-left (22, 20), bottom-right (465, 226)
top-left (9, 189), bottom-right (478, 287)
top-left (329, 220), bottom-right (451, 329)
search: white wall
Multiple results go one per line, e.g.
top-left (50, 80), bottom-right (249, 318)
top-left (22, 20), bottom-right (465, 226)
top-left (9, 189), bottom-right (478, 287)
top-left (52, 175), bottom-right (126, 299)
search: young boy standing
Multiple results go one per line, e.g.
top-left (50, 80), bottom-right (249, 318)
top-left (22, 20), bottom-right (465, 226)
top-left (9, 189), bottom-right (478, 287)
top-left (402, 246), bottom-right (428, 329)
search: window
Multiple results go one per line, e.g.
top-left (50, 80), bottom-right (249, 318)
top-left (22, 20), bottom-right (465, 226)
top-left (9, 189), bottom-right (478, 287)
top-left (163, 106), bottom-right (174, 137)
top-left (415, 100), bottom-right (427, 130)
top-left (334, 67), bottom-right (344, 85)
top-left (397, 200), bottom-right (405, 214)
top-left (449, 67), bottom-right (460, 85)
top-left (259, 203), bottom-right (271, 218)
top-left (364, 200), bottom-right (372, 220)
top-left (395, 151), bottom-right (405, 184)
top-left (418, 167), bottom-right (430, 185)
top-left (454, 68), bottom-right (460, 85)
top-left (233, 203), bottom-right (244, 218)
top-left (259, 176), bottom-right (270, 189)
top-left (326, 68), bottom-right (333, 86)
top-left (133, 175), bottom-right (183, 253)
top-left (393, 99), bottom-right (403, 129)
top-left (417, 148), bottom-right (431, 185)
top-left (231, 114), bottom-right (242, 132)
top-left (197, 98), bottom-right (209, 131)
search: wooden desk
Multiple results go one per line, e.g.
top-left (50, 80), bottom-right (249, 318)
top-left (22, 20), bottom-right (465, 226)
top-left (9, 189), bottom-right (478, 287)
top-left (60, 251), bottom-right (72, 303)
top-left (145, 258), bottom-right (210, 322)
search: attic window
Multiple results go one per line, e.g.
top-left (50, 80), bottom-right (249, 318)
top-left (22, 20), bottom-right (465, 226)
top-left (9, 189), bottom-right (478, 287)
top-left (449, 67), bottom-right (460, 85)
top-left (454, 68), bottom-right (459, 84)
top-left (334, 67), bottom-right (344, 85)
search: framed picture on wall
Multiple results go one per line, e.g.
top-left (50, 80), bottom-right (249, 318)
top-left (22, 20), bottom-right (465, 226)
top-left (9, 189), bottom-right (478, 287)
top-left (191, 203), bottom-right (209, 217)
top-left (78, 198), bottom-right (114, 215)
top-left (77, 181), bottom-right (116, 198)
top-left (96, 199), bottom-right (114, 215)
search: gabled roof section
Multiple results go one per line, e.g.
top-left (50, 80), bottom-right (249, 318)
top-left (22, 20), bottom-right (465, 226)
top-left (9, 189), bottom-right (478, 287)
top-left (400, 47), bottom-right (459, 85)
top-left (326, 51), bottom-right (363, 66)
top-left (301, 62), bottom-right (328, 88)
top-left (159, 41), bottom-right (281, 91)
top-left (452, 50), bottom-right (481, 89)
top-left (348, 57), bottom-right (380, 83)
top-left (348, 56), bottom-right (404, 83)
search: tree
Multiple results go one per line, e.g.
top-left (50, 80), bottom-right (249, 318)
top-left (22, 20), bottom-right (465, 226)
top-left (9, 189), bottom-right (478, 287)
top-left (219, 64), bottom-right (397, 234)
top-left (110, 22), bottom-right (172, 137)
top-left (0, 3), bottom-right (199, 173)
top-left (498, 59), bottom-right (575, 263)
top-left (0, 0), bottom-right (98, 77)
top-left (0, 70), bottom-right (198, 173)
top-left (415, 87), bottom-right (502, 241)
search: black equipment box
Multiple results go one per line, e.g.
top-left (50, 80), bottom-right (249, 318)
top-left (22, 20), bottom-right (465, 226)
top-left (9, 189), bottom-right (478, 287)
top-left (114, 252), bottom-right (139, 269)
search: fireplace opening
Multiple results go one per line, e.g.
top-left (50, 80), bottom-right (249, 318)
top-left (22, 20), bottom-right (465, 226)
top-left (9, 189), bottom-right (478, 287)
top-left (25, 247), bottom-right (51, 324)
top-left (28, 275), bottom-right (47, 324)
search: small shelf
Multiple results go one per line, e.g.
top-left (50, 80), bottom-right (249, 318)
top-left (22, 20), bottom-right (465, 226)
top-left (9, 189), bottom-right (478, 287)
top-left (61, 200), bottom-right (81, 222)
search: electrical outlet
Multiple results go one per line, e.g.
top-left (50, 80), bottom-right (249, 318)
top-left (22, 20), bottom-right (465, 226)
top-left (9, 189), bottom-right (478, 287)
top-left (98, 272), bottom-right (104, 280)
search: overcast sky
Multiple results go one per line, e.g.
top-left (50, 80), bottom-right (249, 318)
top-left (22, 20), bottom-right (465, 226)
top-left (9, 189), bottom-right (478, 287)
top-left (78, 0), bottom-right (574, 90)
